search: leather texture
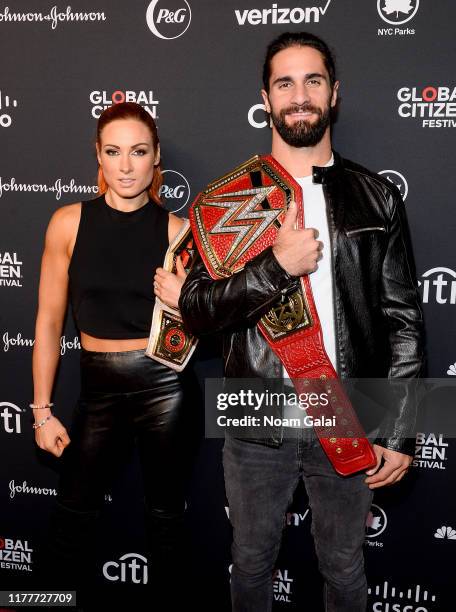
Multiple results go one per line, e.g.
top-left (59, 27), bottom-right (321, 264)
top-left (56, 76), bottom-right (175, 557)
top-left (180, 153), bottom-right (425, 456)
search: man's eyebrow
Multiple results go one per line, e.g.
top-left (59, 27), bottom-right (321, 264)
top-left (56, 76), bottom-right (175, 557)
top-left (271, 72), bottom-right (327, 86)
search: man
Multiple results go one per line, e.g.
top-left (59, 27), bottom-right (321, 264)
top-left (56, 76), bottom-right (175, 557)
top-left (180, 32), bottom-right (423, 612)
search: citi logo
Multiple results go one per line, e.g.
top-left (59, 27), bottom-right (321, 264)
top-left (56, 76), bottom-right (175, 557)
top-left (377, 0), bottom-right (419, 26)
top-left (89, 90), bottom-right (159, 119)
top-left (378, 170), bottom-right (408, 201)
top-left (0, 402), bottom-right (23, 434)
top-left (146, 0), bottom-right (191, 40)
top-left (160, 170), bottom-right (190, 213)
top-left (369, 580), bottom-right (437, 611)
top-left (235, 1), bottom-right (332, 26)
top-left (434, 526), bottom-right (456, 540)
top-left (0, 90), bottom-right (18, 128)
top-left (418, 267), bottom-right (456, 305)
top-left (103, 552), bottom-right (148, 584)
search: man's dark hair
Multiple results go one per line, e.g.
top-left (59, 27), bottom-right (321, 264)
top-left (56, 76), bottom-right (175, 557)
top-left (262, 31), bottom-right (337, 92)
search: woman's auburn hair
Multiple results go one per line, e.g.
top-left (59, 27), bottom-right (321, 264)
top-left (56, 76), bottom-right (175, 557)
top-left (96, 102), bottom-right (162, 205)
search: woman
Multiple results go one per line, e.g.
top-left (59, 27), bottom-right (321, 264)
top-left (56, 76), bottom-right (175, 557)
top-left (32, 102), bottom-right (193, 605)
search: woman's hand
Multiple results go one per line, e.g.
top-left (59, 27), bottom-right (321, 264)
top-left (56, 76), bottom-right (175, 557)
top-left (154, 256), bottom-right (187, 309)
top-left (34, 415), bottom-right (71, 457)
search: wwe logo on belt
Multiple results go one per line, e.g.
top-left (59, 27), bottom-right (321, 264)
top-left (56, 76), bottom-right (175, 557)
top-left (207, 186), bottom-right (281, 268)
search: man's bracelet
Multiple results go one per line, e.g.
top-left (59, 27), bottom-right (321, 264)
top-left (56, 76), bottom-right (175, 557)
top-left (32, 415), bottom-right (52, 430)
top-left (29, 402), bottom-right (54, 410)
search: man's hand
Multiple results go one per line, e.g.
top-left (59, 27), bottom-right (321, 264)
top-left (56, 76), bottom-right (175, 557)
top-left (364, 444), bottom-right (413, 489)
top-left (272, 201), bottom-right (323, 276)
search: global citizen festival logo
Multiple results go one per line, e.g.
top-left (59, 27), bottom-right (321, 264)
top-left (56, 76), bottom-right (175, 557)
top-left (0, 402), bottom-right (23, 434)
top-left (103, 553), bottom-right (148, 584)
top-left (90, 90), bottom-right (159, 119)
top-left (0, 6), bottom-right (106, 30)
top-left (0, 536), bottom-right (33, 572)
top-left (413, 433), bottom-right (448, 470)
top-left (160, 170), bottom-right (190, 213)
top-left (378, 170), bottom-right (408, 201)
top-left (146, 0), bottom-right (191, 40)
top-left (377, 0), bottom-right (419, 36)
top-left (397, 86), bottom-right (456, 128)
top-left (0, 90), bottom-right (18, 128)
top-left (418, 267), bottom-right (456, 305)
top-left (368, 580), bottom-right (438, 612)
top-left (273, 568), bottom-right (294, 603)
top-left (365, 504), bottom-right (387, 548)
top-left (0, 252), bottom-right (22, 288)
top-left (235, 1), bottom-right (333, 26)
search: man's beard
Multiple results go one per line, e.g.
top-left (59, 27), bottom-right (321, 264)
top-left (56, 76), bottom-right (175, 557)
top-left (270, 102), bottom-right (331, 148)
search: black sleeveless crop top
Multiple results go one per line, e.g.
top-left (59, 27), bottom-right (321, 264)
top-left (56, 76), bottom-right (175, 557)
top-left (68, 195), bottom-right (169, 339)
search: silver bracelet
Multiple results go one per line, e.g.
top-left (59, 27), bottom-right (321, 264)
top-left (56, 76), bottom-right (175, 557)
top-left (32, 415), bottom-right (52, 430)
top-left (29, 402), bottom-right (54, 410)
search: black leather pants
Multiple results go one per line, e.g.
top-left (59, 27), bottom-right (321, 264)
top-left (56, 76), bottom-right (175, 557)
top-left (45, 348), bottom-right (195, 608)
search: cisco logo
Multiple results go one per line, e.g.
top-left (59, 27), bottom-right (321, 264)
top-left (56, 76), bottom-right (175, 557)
top-left (369, 581), bottom-right (437, 612)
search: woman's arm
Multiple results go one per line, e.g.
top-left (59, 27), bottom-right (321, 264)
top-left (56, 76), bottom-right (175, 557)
top-left (32, 204), bottom-right (80, 456)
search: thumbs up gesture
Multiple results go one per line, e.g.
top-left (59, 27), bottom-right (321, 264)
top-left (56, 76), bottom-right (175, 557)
top-left (272, 201), bottom-right (323, 277)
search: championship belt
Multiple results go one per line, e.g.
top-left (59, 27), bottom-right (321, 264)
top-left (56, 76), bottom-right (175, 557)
top-left (190, 155), bottom-right (377, 476)
top-left (146, 219), bottom-right (198, 372)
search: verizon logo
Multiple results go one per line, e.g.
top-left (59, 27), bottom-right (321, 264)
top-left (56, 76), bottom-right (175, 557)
top-left (235, 1), bottom-right (332, 25)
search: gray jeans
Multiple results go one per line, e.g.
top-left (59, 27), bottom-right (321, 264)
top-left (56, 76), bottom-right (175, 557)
top-left (223, 429), bottom-right (373, 612)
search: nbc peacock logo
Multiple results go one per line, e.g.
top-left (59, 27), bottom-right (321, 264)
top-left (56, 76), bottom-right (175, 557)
top-left (434, 526), bottom-right (456, 540)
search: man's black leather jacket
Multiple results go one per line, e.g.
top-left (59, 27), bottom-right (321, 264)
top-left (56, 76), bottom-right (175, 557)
top-left (179, 153), bottom-right (424, 455)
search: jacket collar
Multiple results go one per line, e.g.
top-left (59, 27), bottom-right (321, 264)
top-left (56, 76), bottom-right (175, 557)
top-left (311, 151), bottom-right (342, 184)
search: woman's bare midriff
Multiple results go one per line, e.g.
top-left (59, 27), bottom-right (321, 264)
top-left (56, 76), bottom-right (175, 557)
top-left (80, 332), bottom-right (148, 352)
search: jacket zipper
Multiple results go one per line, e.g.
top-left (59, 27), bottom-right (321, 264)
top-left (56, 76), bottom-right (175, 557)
top-left (323, 184), bottom-right (341, 376)
top-left (345, 226), bottom-right (386, 237)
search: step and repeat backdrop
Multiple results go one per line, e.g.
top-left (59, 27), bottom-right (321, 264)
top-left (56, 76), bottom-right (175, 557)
top-left (1, 1), bottom-right (455, 610)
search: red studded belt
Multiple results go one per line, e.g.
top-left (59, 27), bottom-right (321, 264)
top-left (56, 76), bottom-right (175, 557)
top-left (190, 155), bottom-right (377, 475)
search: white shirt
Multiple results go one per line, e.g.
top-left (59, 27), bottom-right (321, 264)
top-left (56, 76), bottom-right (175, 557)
top-left (283, 154), bottom-right (337, 380)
